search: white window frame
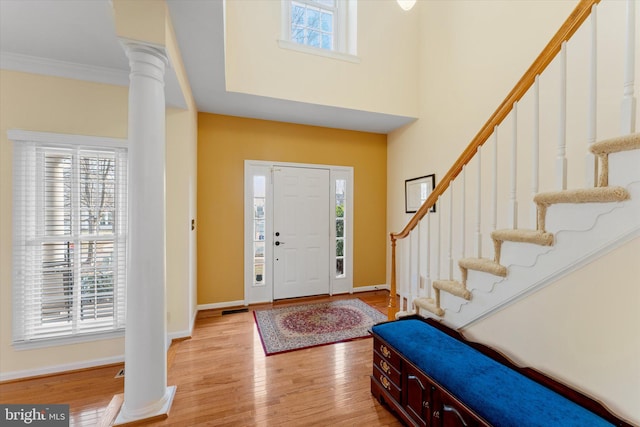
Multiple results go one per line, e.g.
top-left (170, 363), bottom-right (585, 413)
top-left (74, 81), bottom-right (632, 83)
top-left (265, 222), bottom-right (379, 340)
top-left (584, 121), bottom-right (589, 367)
top-left (244, 160), bottom-right (354, 304)
top-left (279, 0), bottom-right (359, 63)
top-left (9, 129), bottom-right (128, 349)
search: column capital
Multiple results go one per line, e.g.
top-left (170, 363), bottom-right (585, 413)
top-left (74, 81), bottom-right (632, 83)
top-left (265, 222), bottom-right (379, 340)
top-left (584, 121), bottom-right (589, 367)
top-left (120, 38), bottom-right (168, 83)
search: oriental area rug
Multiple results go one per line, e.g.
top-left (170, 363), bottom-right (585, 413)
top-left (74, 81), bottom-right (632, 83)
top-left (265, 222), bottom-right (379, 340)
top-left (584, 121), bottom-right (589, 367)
top-left (253, 298), bottom-right (387, 355)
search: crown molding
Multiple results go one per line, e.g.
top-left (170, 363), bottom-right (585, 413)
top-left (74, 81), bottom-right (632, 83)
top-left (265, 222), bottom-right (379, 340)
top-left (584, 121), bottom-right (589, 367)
top-left (0, 51), bottom-right (129, 86)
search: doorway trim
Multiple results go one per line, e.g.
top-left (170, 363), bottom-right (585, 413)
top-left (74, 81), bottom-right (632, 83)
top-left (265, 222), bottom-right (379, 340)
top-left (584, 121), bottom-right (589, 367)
top-left (244, 160), bottom-right (354, 304)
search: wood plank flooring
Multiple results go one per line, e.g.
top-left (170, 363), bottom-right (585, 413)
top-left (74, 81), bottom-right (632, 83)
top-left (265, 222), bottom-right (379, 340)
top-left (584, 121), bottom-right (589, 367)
top-left (0, 291), bottom-right (402, 426)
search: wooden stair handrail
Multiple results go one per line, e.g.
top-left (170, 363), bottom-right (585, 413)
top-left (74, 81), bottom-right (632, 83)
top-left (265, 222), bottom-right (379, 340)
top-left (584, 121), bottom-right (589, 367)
top-left (388, 0), bottom-right (600, 320)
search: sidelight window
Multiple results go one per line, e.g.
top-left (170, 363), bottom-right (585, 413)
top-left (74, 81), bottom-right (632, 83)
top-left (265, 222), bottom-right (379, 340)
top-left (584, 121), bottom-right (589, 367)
top-left (335, 179), bottom-right (346, 278)
top-left (253, 175), bottom-right (266, 285)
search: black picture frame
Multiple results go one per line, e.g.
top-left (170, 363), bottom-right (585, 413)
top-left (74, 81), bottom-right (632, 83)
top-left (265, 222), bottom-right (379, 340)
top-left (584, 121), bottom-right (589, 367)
top-left (405, 174), bottom-right (436, 214)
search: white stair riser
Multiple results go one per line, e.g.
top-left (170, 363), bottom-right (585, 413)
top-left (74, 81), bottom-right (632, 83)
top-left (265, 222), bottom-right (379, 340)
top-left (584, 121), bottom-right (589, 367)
top-left (443, 181), bottom-right (640, 328)
top-left (608, 150), bottom-right (640, 187)
top-left (499, 241), bottom-right (555, 269)
top-left (545, 202), bottom-right (621, 234)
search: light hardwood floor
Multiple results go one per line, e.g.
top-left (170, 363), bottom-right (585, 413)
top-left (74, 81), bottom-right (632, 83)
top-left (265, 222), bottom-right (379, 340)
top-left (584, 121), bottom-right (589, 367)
top-left (0, 291), bottom-right (403, 426)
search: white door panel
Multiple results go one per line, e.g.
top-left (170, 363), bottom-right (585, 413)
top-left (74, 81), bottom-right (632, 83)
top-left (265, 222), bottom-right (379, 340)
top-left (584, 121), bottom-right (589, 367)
top-left (273, 166), bottom-right (330, 299)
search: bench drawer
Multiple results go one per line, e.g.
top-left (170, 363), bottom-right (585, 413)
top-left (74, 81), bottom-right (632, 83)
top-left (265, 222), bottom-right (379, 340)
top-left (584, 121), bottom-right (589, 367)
top-left (374, 337), bottom-right (401, 368)
top-left (373, 365), bottom-right (401, 402)
top-left (374, 351), bottom-right (401, 386)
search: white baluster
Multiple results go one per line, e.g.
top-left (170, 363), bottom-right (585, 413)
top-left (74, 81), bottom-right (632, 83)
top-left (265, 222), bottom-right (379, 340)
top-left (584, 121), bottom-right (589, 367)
top-left (437, 196), bottom-right (442, 280)
top-left (491, 127), bottom-right (498, 232)
top-left (586, 5), bottom-right (598, 188)
top-left (461, 166), bottom-right (466, 260)
top-left (557, 41), bottom-right (568, 190)
top-left (417, 222), bottom-right (422, 298)
top-left (532, 76), bottom-right (540, 227)
top-left (414, 225), bottom-right (420, 309)
top-left (509, 102), bottom-right (518, 229)
top-left (475, 147), bottom-right (482, 258)
top-left (622, 0), bottom-right (637, 133)
top-left (425, 213), bottom-right (431, 299)
top-left (400, 238), bottom-right (408, 313)
top-left (409, 232), bottom-right (415, 311)
top-left (448, 185), bottom-right (454, 281)
top-left (404, 237), bottom-right (410, 312)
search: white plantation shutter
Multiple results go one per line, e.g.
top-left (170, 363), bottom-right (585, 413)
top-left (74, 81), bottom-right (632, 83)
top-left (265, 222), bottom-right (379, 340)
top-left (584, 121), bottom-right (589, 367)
top-left (11, 130), bottom-right (127, 344)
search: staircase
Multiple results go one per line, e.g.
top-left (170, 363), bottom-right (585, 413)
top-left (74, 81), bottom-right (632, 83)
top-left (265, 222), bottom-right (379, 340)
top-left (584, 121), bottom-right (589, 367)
top-left (410, 134), bottom-right (640, 327)
top-left (389, 0), bottom-right (639, 329)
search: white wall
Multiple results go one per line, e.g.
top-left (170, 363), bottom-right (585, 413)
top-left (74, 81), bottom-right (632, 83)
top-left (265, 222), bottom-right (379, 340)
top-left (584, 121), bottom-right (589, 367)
top-left (224, 0), bottom-right (419, 118)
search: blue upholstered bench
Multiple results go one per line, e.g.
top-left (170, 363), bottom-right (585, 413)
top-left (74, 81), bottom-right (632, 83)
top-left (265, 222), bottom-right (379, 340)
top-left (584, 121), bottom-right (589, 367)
top-left (372, 319), bottom-right (621, 427)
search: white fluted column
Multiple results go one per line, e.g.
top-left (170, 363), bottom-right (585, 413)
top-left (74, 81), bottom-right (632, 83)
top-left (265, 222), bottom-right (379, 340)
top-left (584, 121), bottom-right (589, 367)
top-left (115, 41), bottom-right (176, 425)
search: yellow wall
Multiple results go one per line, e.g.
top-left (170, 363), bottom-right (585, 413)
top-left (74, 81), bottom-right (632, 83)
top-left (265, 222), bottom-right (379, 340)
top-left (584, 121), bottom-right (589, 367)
top-left (387, 0), bottom-right (578, 243)
top-left (467, 237), bottom-right (640, 424)
top-left (113, 0), bottom-right (199, 338)
top-left (166, 107), bottom-right (197, 335)
top-left (385, 1), bottom-right (639, 423)
top-left (224, 0), bottom-right (419, 118)
top-left (0, 3), bottom-right (199, 371)
top-left (197, 113), bottom-right (386, 304)
top-left (164, 6), bottom-right (198, 337)
top-left (113, 0), bottom-right (167, 47)
top-left (0, 70), bottom-right (129, 376)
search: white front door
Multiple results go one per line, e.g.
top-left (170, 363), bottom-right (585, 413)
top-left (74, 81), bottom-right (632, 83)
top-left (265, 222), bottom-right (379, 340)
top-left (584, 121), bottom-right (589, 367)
top-left (273, 166), bottom-right (330, 299)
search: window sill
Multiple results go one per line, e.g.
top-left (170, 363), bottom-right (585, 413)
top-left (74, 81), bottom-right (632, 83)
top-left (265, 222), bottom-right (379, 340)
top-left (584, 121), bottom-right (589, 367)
top-left (277, 40), bottom-right (361, 64)
top-left (13, 329), bottom-right (125, 351)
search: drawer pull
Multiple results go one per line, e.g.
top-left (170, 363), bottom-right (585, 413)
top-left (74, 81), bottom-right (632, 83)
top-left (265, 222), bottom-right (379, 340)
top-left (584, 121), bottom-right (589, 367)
top-left (422, 401), bottom-right (429, 409)
top-left (380, 375), bottom-right (391, 391)
top-left (380, 345), bottom-right (391, 358)
top-left (433, 410), bottom-right (440, 419)
top-left (443, 404), bottom-right (468, 426)
top-left (407, 374), bottom-right (425, 390)
top-left (379, 360), bottom-right (391, 374)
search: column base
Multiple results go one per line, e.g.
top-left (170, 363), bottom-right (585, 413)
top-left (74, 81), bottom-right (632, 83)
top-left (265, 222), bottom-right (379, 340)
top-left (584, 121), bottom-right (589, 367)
top-left (113, 385), bottom-right (177, 426)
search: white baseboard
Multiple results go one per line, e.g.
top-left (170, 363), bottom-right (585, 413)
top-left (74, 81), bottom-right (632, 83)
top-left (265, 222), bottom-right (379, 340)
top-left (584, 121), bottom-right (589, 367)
top-left (196, 300), bottom-right (246, 311)
top-left (168, 329), bottom-right (192, 342)
top-left (352, 284), bottom-right (389, 292)
top-left (196, 289), bottom-right (389, 312)
top-left (168, 309), bottom-right (198, 342)
top-left (189, 307), bottom-right (197, 333)
top-left (0, 355), bottom-right (125, 383)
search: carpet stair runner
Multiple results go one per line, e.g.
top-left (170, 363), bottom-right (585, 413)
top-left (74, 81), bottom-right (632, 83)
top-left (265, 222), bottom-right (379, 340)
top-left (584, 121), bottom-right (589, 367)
top-left (413, 132), bottom-right (640, 319)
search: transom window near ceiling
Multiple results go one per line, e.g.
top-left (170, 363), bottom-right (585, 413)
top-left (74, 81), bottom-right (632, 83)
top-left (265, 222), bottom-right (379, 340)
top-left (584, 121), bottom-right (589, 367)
top-left (281, 0), bottom-right (357, 59)
top-left (291, 0), bottom-right (337, 50)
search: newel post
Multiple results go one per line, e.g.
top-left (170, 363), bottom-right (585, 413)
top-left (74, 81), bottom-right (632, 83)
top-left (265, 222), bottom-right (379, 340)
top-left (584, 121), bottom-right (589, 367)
top-left (389, 234), bottom-right (398, 321)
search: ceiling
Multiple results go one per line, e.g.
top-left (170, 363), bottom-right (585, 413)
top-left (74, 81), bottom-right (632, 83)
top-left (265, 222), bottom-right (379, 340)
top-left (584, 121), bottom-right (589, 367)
top-left (0, 0), bottom-right (414, 134)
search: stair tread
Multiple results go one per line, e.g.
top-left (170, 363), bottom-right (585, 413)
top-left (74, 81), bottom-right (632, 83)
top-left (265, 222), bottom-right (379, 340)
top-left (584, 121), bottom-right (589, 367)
top-left (459, 258), bottom-right (507, 277)
top-left (590, 133), bottom-right (640, 155)
top-left (433, 280), bottom-right (471, 300)
top-left (414, 297), bottom-right (444, 317)
top-left (491, 229), bottom-right (554, 246)
top-left (534, 186), bottom-right (629, 205)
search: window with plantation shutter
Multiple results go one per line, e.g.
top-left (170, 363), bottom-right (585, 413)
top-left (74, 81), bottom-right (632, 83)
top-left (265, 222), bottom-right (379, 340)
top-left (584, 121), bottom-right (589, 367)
top-left (10, 130), bottom-right (127, 346)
